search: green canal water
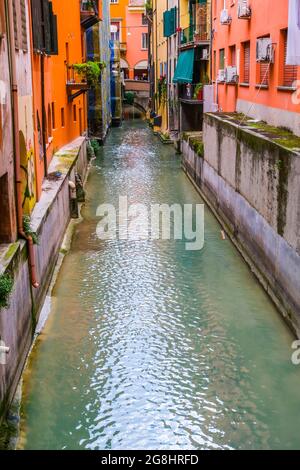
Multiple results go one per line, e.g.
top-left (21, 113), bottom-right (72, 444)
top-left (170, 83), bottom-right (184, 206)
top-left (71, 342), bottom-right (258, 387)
top-left (20, 122), bottom-right (300, 450)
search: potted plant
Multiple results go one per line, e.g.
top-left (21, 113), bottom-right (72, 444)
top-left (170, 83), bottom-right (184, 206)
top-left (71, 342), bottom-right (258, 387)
top-left (193, 83), bottom-right (203, 100)
top-left (73, 61), bottom-right (105, 88)
top-left (157, 76), bottom-right (167, 106)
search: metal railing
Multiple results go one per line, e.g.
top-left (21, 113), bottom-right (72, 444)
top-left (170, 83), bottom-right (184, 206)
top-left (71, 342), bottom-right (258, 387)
top-left (179, 84), bottom-right (204, 102)
top-left (66, 65), bottom-right (88, 87)
top-left (180, 24), bottom-right (209, 46)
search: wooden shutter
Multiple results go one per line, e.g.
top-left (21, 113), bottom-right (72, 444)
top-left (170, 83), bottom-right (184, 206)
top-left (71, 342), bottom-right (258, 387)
top-left (31, 0), bottom-right (43, 52)
top-left (244, 42), bottom-right (250, 83)
top-left (0, 1), bottom-right (6, 38)
top-left (20, 0), bottom-right (28, 51)
top-left (283, 31), bottom-right (298, 87)
top-left (42, 0), bottom-right (51, 54)
top-left (13, 0), bottom-right (19, 49)
top-left (260, 63), bottom-right (269, 86)
top-left (49, 1), bottom-right (58, 55)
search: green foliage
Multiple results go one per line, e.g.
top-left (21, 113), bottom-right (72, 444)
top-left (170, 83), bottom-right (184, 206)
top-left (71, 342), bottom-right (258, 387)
top-left (157, 76), bottom-right (167, 107)
top-left (90, 139), bottom-right (101, 154)
top-left (73, 61), bottom-right (106, 87)
top-left (124, 91), bottom-right (135, 105)
top-left (0, 274), bottom-right (13, 309)
top-left (193, 83), bottom-right (203, 99)
top-left (145, 0), bottom-right (152, 14)
top-left (190, 138), bottom-right (204, 157)
top-left (23, 216), bottom-right (39, 245)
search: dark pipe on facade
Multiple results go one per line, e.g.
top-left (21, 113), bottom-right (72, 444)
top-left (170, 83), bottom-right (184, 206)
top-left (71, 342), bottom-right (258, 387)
top-left (41, 53), bottom-right (48, 178)
top-left (6, 0), bottom-right (39, 289)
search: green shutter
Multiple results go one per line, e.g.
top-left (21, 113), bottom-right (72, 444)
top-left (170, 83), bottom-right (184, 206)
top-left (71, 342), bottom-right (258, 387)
top-left (164, 7), bottom-right (177, 38)
top-left (173, 49), bottom-right (195, 84)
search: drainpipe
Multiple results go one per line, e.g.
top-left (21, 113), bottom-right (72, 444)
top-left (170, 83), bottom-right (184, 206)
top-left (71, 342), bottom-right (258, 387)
top-left (6, 0), bottom-right (39, 288)
top-left (41, 53), bottom-right (48, 178)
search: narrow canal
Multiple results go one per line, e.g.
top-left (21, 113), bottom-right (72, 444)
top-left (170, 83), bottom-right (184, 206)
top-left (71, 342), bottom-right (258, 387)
top-left (20, 122), bottom-right (300, 450)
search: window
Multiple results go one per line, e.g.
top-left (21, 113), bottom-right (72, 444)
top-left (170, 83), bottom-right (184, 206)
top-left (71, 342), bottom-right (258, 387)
top-left (51, 102), bottom-right (56, 129)
top-left (213, 50), bottom-right (217, 80)
top-left (47, 104), bottom-right (52, 138)
top-left (0, 174), bottom-right (12, 243)
top-left (79, 108), bottom-right (83, 135)
top-left (259, 63), bottom-right (269, 86)
top-left (142, 32), bottom-right (148, 50)
top-left (111, 21), bottom-right (120, 41)
top-left (61, 107), bottom-right (65, 127)
top-left (229, 45), bottom-right (236, 66)
top-left (282, 29), bottom-right (298, 87)
top-left (13, 0), bottom-right (19, 49)
top-left (31, 0), bottom-right (58, 55)
top-left (73, 105), bottom-right (77, 122)
top-left (219, 49), bottom-right (225, 70)
top-left (20, 0), bottom-right (28, 51)
top-left (110, 0), bottom-right (118, 3)
top-left (242, 41), bottom-right (250, 84)
top-left (142, 14), bottom-right (147, 26)
top-left (0, 1), bottom-right (5, 39)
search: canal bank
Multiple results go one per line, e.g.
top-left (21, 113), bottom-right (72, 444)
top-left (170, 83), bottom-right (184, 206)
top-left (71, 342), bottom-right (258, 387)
top-left (18, 122), bottom-right (300, 450)
top-left (0, 138), bottom-right (89, 435)
top-left (181, 113), bottom-right (300, 338)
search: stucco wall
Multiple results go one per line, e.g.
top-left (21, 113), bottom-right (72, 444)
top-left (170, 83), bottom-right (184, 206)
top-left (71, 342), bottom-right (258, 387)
top-left (182, 113), bottom-right (300, 337)
top-left (0, 138), bottom-right (87, 422)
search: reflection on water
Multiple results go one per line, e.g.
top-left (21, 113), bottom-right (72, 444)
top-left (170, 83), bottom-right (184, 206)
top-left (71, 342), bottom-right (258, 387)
top-left (20, 122), bottom-right (300, 450)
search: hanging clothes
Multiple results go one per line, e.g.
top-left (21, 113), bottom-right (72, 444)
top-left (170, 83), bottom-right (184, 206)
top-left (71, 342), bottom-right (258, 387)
top-left (287, 0), bottom-right (300, 65)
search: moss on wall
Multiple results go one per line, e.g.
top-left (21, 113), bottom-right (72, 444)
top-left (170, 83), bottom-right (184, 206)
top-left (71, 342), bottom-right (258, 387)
top-left (205, 112), bottom-right (294, 238)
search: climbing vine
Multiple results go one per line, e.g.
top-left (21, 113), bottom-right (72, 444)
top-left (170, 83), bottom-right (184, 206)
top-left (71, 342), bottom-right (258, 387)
top-left (0, 274), bottom-right (14, 310)
top-left (23, 215), bottom-right (39, 245)
top-left (157, 76), bottom-right (167, 107)
top-left (73, 61), bottom-right (106, 87)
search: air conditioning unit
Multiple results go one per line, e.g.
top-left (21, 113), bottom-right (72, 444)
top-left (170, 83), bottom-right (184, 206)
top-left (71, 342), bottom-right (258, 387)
top-left (202, 49), bottom-right (209, 60)
top-left (217, 69), bottom-right (226, 82)
top-left (226, 66), bottom-right (239, 83)
top-left (220, 9), bottom-right (232, 25)
top-left (256, 38), bottom-right (274, 63)
top-left (238, 1), bottom-right (251, 19)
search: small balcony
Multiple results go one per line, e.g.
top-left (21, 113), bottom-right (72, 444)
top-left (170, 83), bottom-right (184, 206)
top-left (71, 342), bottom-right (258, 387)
top-left (80, 0), bottom-right (100, 30)
top-left (179, 83), bottom-right (204, 104)
top-left (180, 25), bottom-right (209, 48)
top-left (66, 65), bottom-right (89, 102)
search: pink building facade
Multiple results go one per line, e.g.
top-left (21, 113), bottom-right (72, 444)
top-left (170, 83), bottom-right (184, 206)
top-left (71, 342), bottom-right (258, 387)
top-left (125, 0), bottom-right (148, 79)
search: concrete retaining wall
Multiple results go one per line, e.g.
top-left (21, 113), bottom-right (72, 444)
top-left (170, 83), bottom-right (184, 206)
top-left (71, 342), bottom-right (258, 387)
top-left (182, 113), bottom-right (300, 337)
top-left (0, 137), bottom-right (88, 422)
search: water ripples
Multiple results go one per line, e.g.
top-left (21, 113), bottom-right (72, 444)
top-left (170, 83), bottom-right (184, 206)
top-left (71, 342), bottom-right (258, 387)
top-left (20, 122), bottom-right (300, 450)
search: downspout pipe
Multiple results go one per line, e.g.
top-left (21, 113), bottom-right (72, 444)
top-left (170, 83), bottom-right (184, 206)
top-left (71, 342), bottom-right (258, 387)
top-left (6, 0), bottom-right (39, 288)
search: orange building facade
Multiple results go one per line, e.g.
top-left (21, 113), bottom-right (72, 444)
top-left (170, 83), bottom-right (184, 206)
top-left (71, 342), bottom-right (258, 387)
top-left (212, 0), bottom-right (300, 136)
top-left (30, 0), bottom-right (102, 198)
top-left (110, 0), bottom-right (148, 80)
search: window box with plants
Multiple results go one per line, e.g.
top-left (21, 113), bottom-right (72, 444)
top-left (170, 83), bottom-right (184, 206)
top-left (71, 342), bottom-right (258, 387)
top-left (67, 61), bottom-right (106, 100)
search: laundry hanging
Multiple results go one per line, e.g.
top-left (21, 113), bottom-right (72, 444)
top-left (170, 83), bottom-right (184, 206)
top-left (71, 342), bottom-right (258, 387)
top-left (287, 0), bottom-right (300, 65)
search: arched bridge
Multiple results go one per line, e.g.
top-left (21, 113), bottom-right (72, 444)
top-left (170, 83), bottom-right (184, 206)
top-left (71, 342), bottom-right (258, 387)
top-left (124, 80), bottom-right (150, 113)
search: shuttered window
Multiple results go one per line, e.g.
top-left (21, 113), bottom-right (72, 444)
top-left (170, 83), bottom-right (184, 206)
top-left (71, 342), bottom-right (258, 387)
top-left (283, 30), bottom-right (298, 87)
top-left (13, 0), bottom-right (19, 49)
top-left (20, 0), bottom-right (28, 51)
top-left (219, 49), bottom-right (225, 69)
top-left (243, 41), bottom-right (250, 83)
top-left (260, 63), bottom-right (269, 86)
top-left (229, 45), bottom-right (236, 66)
top-left (31, 0), bottom-right (58, 55)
